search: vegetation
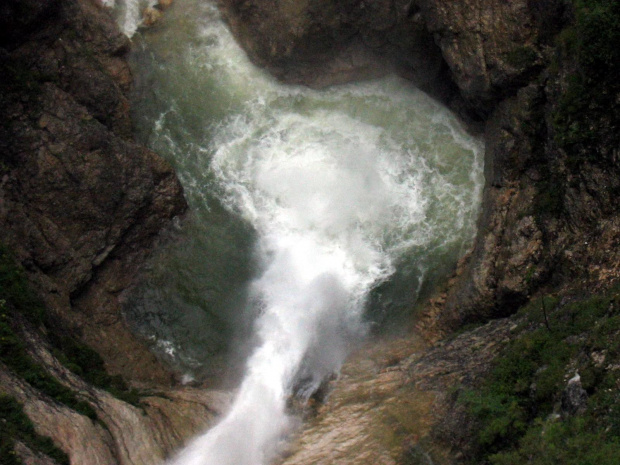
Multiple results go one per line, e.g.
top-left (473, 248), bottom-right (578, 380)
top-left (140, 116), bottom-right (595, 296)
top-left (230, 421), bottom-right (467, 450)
top-left (460, 287), bottom-right (620, 464)
top-left (553, 0), bottom-right (620, 166)
top-left (0, 394), bottom-right (69, 465)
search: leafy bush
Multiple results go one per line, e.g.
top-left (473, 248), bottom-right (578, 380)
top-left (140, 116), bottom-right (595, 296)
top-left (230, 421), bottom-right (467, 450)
top-left (461, 287), bottom-right (620, 464)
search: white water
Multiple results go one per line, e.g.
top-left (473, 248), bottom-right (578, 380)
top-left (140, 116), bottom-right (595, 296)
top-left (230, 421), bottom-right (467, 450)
top-left (103, 0), bottom-right (157, 37)
top-left (120, 2), bottom-right (484, 464)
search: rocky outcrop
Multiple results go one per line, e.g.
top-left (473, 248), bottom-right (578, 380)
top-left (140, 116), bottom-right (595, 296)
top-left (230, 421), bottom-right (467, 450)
top-left (415, 0), bottom-right (562, 116)
top-left (0, 0), bottom-right (186, 384)
top-left (217, 0), bottom-right (457, 101)
top-left (278, 318), bottom-right (514, 465)
top-left (441, 0), bottom-right (620, 328)
top-left (1, 325), bottom-right (229, 465)
top-left (1, 0), bottom-right (229, 463)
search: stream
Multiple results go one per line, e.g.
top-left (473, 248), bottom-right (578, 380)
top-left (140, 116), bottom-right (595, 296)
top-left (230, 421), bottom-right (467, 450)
top-left (111, 1), bottom-right (484, 464)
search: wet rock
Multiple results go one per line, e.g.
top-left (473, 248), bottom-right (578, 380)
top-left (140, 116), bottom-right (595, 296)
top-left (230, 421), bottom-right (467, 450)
top-left (279, 319), bottom-right (515, 465)
top-left (416, 0), bottom-right (546, 116)
top-left (217, 0), bottom-right (454, 101)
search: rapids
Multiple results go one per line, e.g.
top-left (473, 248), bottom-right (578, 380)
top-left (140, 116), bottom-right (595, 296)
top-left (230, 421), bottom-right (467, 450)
top-left (113, 1), bottom-right (484, 464)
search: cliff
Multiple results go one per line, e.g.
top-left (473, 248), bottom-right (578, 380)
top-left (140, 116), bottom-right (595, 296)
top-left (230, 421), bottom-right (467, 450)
top-left (0, 1), bottom-right (227, 463)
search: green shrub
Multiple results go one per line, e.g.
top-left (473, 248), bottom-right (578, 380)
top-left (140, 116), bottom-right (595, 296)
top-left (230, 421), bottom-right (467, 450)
top-left (461, 287), bottom-right (620, 464)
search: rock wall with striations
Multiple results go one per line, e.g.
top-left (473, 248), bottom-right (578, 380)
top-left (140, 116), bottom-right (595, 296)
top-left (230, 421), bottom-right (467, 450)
top-left (0, 0), bottom-right (185, 384)
top-left (0, 1), bottom-right (227, 464)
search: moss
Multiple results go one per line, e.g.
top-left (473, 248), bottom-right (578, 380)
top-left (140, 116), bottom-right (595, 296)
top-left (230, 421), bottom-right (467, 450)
top-left (460, 286), bottom-right (620, 464)
top-left (0, 394), bottom-right (70, 465)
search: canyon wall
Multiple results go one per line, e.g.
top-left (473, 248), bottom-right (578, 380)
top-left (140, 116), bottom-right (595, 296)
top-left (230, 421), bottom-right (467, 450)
top-left (1, 1), bottom-right (226, 464)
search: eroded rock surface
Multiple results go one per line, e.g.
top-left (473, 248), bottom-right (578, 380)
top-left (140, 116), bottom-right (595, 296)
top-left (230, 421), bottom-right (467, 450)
top-left (0, 0), bottom-right (186, 384)
top-left (279, 320), bottom-right (514, 465)
top-left (217, 0), bottom-right (455, 100)
top-left (0, 0), bottom-right (228, 463)
top-left (1, 326), bottom-right (230, 465)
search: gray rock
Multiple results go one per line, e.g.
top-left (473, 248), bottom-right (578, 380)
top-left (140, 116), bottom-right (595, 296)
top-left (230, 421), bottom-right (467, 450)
top-left (561, 373), bottom-right (588, 417)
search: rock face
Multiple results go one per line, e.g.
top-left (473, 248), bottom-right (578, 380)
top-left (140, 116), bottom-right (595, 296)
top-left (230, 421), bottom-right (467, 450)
top-left (1, 0), bottom-right (227, 463)
top-left (1, 327), bottom-right (230, 465)
top-left (440, 1), bottom-right (620, 328)
top-left (278, 319), bottom-right (514, 465)
top-left (218, 0), bottom-right (457, 101)
top-left (561, 373), bottom-right (588, 417)
top-left (415, 0), bottom-right (556, 116)
top-left (0, 0), bottom-right (186, 384)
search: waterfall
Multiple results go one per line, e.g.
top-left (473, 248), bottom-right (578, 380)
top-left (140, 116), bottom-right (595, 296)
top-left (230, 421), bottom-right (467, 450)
top-left (120, 1), bottom-right (484, 464)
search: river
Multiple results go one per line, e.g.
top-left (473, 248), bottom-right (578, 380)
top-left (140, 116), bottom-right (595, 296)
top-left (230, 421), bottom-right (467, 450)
top-left (111, 1), bottom-right (484, 464)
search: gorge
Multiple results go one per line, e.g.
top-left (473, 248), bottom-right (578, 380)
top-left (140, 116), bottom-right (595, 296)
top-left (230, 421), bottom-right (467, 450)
top-left (1, 1), bottom-right (619, 465)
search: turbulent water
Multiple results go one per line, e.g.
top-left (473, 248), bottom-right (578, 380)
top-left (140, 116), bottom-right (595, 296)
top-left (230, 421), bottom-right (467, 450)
top-left (115, 1), bottom-right (484, 464)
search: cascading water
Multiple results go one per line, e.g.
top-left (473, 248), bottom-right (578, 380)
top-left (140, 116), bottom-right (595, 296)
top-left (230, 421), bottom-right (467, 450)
top-left (117, 1), bottom-right (484, 464)
top-left (106, 0), bottom-right (158, 37)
